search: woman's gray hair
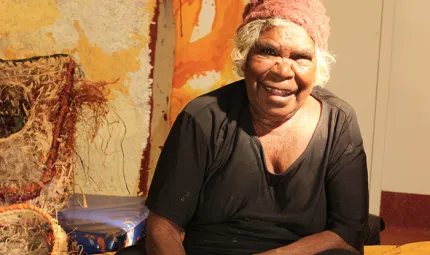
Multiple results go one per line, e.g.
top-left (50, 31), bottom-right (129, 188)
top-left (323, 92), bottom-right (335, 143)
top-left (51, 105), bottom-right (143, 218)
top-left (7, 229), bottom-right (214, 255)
top-left (231, 18), bottom-right (335, 87)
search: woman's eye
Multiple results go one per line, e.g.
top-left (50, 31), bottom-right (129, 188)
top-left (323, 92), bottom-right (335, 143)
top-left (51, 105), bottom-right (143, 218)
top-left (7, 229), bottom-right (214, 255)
top-left (261, 49), bottom-right (276, 56)
top-left (293, 54), bottom-right (313, 61)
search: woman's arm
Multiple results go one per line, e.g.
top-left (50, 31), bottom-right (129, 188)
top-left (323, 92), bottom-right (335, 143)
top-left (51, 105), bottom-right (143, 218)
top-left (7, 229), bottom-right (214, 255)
top-left (145, 212), bottom-right (186, 255)
top-left (255, 231), bottom-right (357, 255)
top-left (145, 110), bottom-right (212, 254)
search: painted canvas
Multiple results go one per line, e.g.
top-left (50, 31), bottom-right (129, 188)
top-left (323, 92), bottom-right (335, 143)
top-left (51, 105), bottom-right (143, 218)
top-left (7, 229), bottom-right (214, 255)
top-left (0, 0), bottom-right (158, 197)
top-left (169, 0), bottom-right (246, 124)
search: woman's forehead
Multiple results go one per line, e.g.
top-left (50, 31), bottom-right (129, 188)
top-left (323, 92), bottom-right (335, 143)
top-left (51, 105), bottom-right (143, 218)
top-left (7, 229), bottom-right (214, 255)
top-left (258, 24), bottom-right (315, 48)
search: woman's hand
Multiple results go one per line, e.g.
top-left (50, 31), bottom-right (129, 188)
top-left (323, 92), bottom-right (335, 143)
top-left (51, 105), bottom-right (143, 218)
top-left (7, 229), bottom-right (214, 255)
top-left (252, 231), bottom-right (357, 255)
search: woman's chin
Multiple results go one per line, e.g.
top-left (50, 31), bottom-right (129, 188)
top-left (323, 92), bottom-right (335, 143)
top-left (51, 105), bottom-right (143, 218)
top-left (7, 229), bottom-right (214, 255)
top-left (263, 109), bottom-right (296, 123)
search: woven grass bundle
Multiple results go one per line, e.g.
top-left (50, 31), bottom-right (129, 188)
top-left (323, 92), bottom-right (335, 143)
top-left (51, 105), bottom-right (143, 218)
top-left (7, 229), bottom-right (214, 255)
top-left (0, 54), bottom-right (110, 213)
top-left (0, 203), bottom-right (68, 255)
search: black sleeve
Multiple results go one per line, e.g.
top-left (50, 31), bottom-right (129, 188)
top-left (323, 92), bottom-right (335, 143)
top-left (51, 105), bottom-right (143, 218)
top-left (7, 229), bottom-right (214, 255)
top-left (325, 110), bottom-right (369, 254)
top-left (146, 110), bottom-right (211, 229)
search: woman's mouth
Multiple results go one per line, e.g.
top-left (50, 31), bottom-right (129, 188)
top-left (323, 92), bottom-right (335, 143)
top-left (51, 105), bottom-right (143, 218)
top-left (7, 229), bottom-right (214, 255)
top-left (261, 84), bottom-right (294, 97)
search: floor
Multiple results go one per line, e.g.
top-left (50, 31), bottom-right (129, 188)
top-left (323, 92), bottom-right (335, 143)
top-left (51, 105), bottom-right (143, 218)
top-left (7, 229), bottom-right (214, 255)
top-left (381, 226), bottom-right (430, 245)
top-left (380, 191), bottom-right (430, 246)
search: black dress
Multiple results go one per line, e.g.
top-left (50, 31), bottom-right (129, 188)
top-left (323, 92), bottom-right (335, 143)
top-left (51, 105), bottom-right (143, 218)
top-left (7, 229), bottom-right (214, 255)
top-left (146, 80), bottom-right (369, 255)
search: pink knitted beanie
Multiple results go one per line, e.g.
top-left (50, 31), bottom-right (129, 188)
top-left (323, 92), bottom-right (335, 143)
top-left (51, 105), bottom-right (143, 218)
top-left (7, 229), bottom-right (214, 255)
top-left (239, 0), bottom-right (330, 50)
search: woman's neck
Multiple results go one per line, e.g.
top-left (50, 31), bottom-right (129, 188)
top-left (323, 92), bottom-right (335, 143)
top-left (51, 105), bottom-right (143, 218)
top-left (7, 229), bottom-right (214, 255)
top-left (249, 98), bottom-right (316, 136)
top-left (250, 106), bottom-right (297, 136)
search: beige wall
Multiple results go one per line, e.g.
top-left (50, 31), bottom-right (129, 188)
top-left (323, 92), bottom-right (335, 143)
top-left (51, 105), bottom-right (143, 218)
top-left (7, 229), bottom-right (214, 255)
top-left (365, 0), bottom-right (430, 215)
top-left (380, 0), bottom-right (430, 195)
top-left (324, 0), bottom-right (430, 214)
top-left (324, 0), bottom-right (430, 212)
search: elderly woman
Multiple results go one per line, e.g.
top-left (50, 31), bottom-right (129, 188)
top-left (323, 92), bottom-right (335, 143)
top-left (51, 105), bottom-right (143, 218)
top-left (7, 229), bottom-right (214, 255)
top-left (120, 0), bottom-right (369, 254)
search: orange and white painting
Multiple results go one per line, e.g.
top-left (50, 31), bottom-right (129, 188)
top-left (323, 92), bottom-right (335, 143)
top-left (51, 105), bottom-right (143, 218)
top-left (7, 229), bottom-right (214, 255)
top-left (169, 0), bottom-right (247, 124)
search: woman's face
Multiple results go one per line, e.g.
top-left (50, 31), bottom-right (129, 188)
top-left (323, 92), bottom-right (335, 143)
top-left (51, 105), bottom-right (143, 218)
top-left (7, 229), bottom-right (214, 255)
top-left (244, 23), bottom-right (317, 123)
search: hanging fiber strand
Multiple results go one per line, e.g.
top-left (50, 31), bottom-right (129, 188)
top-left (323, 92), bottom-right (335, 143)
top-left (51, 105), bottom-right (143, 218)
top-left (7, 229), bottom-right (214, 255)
top-left (0, 54), bottom-right (110, 214)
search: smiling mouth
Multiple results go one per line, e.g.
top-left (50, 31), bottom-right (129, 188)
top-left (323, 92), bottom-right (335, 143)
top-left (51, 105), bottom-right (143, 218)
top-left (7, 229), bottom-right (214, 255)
top-left (261, 84), bottom-right (295, 97)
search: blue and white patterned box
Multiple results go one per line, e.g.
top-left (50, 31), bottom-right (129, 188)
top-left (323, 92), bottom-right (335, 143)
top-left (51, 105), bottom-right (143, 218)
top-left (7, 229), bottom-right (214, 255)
top-left (58, 194), bottom-right (149, 254)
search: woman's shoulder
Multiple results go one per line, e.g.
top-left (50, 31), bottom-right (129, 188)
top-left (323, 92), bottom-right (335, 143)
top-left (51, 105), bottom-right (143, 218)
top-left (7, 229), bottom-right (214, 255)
top-left (312, 86), bottom-right (357, 119)
top-left (182, 80), bottom-right (248, 120)
top-left (313, 86), bottom-right (363, 147)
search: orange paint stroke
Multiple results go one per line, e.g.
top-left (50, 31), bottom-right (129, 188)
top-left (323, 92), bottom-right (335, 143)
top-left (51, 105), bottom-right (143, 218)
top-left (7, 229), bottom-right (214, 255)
top-left (97, 236), bottom-right (106, 252)
top-left (73, 21), bottom-right (146, 100)
top-left (170, 0), bottom-right (245, 124)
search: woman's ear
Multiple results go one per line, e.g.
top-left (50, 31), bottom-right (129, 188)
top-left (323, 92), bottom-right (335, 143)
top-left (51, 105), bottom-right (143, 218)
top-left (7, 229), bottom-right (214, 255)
top-left (242, 52), bottom-right (251, 73)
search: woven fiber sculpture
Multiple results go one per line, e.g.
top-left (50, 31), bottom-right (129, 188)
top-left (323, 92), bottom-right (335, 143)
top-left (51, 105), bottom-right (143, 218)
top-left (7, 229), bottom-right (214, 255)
top-left (0, 203), bottom-right (68, 255)
top-left (0, 54), bottom-right (110, 213)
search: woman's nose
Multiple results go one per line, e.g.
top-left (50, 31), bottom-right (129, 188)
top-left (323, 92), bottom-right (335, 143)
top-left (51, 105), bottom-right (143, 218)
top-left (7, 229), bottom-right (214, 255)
top-left (269, 58), bottom-right (295, 80)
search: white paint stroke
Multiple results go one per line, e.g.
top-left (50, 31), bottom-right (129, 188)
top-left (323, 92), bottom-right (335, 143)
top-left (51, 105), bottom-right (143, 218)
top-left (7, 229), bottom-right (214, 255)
top-left (189, 0), bottom-right (215, 43)
top-left (54, 0), bottom-right (152, 54)
top-left (187, 70), bottom-right (220, 91)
